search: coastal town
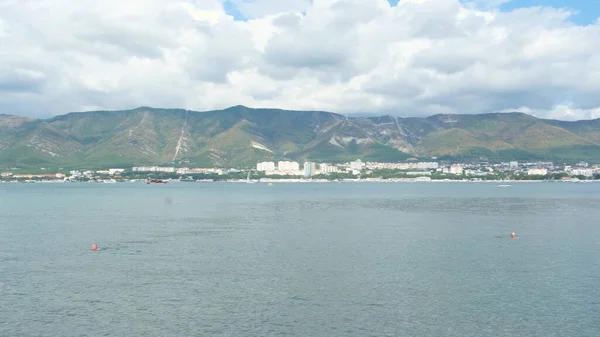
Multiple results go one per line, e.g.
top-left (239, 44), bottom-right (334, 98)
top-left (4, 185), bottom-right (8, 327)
top-left (1, 159), bottom-right (599, 183)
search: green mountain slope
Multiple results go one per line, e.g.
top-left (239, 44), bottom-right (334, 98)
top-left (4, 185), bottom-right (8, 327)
top-left (1, 106), bottom-right (600, 169)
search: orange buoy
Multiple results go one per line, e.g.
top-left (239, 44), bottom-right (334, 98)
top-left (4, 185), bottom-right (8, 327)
top-left (91, 243), bottom-right (99, 251)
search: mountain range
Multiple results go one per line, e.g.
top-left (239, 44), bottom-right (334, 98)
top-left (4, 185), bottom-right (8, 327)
top-left (1, 105), bottom-right (600, 169)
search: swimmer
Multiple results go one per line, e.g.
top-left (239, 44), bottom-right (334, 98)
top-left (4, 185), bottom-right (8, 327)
top-left (91, 243), bottom-right (99, 251)
top-left (510, 232), bottom-right (517, 239)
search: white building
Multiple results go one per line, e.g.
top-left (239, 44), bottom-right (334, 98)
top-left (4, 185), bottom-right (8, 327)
top-left (319, 163), bottom-right (339, 174)
top-left (303, 162), bottom-right (317, 177)
top-left (449, 164), bottom-right (463, 175)
top-left (69, 170), bottom-right (82, 177)
top-left (108, 168), bottom-right (125, 175)
top-left (406, 171), bottom-right (432, 176)
top-left (132, 166), bottom-right (175, 172)
top-left (527, 168), bottom-right (548, 176)
top-left (264, 169), bottom-right (303, 176)
top-left (417, 162), bottom-right (439, 169)
top-left (465, 170), bottom-right (490, 177)
top-left (176, 168), bottom-right (219, 175)
top-left (570, 168), bottom-right (594, 177)
top-left (256, 161), bottom-right (276, 171)
top-left (350, 159), bottom-right (365, 171)
top-left (277, 161), bottom-right (299, 172)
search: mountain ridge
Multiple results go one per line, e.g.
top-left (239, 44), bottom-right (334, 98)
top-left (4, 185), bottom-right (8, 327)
top-left (1, 105), bottom-right (600, 169)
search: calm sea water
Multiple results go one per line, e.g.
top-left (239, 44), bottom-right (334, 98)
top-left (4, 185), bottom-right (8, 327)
top-left (1, 182), bottom-right (599, 336)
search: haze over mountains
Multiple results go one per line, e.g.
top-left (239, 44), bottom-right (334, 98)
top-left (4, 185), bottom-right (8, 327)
top-left (1, 105), bottom-right (600, 169)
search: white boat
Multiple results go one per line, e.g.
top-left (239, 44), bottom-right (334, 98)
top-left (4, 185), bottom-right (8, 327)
top-left (246, 170), bottom-right (255, 184)
top-left (497, 184), bottom-right (511, 188)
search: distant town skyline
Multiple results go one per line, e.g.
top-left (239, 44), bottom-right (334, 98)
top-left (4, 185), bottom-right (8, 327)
top-left (4, 158), bottom-right (599, 184)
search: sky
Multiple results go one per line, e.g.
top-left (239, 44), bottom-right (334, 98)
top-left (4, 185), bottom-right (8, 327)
top-left (0, 0), bottom-right (599, 120)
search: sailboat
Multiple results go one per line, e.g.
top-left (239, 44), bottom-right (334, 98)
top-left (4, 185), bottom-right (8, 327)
top-left (246, 170), bottom-right (255, 184)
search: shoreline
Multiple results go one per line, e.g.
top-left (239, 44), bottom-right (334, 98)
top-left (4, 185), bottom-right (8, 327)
top-left (1, 179), bottom-right (597, 184)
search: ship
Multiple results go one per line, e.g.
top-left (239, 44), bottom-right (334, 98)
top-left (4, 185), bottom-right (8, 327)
top-left (147, 178), bottom-right (167, 184)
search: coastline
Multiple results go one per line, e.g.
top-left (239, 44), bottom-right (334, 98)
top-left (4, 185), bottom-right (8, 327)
top-left (2, 178), bottom-right (597, 184)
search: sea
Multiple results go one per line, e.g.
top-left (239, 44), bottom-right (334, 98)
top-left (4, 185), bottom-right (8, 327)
top-left (1, 181), bottom-right (599, 337)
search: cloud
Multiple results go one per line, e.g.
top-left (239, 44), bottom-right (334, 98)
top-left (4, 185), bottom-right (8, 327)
top-left (229, 0), bottom-right (312, 18)
top-left (0, 0), bottom-right (599, 120)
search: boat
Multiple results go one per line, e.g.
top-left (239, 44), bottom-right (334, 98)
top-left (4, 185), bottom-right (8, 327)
top-left (246, 170), bottom-right (255, 184)
top-left (497, 184), bottom-right (511, 188)
top-left (146, 178), bottom-right (167, 184)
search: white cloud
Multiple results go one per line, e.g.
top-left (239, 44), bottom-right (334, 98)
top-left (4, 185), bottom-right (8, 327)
top-left (506, 105), bottom-right (600, 121)
top-left (0, 0), bottom-right (599, 120)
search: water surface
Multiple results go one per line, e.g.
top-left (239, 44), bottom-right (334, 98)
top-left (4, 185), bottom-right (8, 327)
top-left (1, 182), bottom-right (599, 336)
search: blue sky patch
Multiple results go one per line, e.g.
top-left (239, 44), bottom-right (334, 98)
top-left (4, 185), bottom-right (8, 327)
top-left (223, 0), bottom-right (247, 21)
top-left (499, 0), bottom-right (600, 26)
top-left (223, 0), bottom-right (599, 26)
